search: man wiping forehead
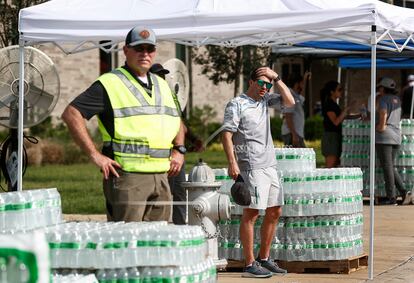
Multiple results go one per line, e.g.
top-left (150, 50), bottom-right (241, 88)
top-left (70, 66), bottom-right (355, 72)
top-left (222, 66), bottom-right (295, 278)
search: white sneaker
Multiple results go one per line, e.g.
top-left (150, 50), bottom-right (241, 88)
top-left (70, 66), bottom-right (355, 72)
top-left (402, 191), bottom-right (413, 205)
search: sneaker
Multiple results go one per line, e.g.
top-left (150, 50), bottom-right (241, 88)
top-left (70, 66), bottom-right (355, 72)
top-left (242, 261), bottom-right (272, 278)
top-left (382, 198), bottom-right (398, 205)
top-left (402, 191), bottom-right (413, 205)
top-left (256, 257), bottom-right (288, 275)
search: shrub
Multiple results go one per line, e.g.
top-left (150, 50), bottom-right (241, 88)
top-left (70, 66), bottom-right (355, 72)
top-left (270, 116), bottom-right (283, 141)
top-left (270, 115), bottom-right (323, 141)
top-left (63, 143), bottom-right (91, 164)
top-left (41, 140), bottom-right (65, 164)
top-left (304, 115), bottom-right (323, 141)
top-left (186, 105), bottom-right (224, 146)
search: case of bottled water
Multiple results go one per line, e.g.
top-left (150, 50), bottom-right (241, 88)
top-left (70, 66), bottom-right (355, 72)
top-left (0, 232), bottom-right (50, 283)
top-left (0, 188), bottom-right (62, 233)
top-left (41, 221), bottom-right (209, 270)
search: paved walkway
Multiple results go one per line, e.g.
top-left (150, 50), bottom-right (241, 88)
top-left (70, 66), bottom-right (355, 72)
top-left (217, 205), bottom-right (414, 283)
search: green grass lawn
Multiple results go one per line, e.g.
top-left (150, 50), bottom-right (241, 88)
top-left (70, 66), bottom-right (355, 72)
top-left (17, 141), bottom-right (323, 214)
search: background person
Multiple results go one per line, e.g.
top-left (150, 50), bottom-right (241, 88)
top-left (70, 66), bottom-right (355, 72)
top-left (62, 26), bottom-right (185, 222)
top-left (281, 71), bottom-right (310, 147)
top-left (320, 81), bottom-right (350, 168)
top-left (222, 66), bottom-right (294, 278)
top-left (150, 63), bottom-right (204, 224)
top-left (375, 77), bottom-right (412, 205)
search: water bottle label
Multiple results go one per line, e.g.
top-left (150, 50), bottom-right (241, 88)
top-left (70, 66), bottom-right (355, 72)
top-left (215, 176), bottom-right (232, 180)
top-left (48, 242), bottom-right (60, 249)
top-left (306, 222), bottom-right (315, 228)
top-left (86, 242), bottom-right (97, 249)
top-left (59, 242), bottom-right (81, 249)
top-left (103, 242), bottom-right (128, 249)
top-left (286, 222), bottom-right (295, 228)
top-left (305, 243), bottom-right (313, 249)
top-left (5, 203), bottom-right (27, 211)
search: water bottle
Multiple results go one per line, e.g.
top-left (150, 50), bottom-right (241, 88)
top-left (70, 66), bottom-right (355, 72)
top-left (0, 194), bottom-right (5, 231)
top-left (306, 216), bottom-right (315, 239)
top-left (126, 267), bottom-right (140, 283)
top-left (0, 257), bottom-right (7, 282)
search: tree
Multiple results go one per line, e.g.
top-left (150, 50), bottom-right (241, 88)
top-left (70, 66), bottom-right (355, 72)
top-left (193, 45), bottom-right (271, 97)
top-left (0, 0), bottom-right (46, 47)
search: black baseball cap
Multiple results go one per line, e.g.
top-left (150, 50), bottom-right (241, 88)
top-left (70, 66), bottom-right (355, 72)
top-left (231, 175), bottom-right (251, 206)
top-left (150, 63), bottom-right (170, 76)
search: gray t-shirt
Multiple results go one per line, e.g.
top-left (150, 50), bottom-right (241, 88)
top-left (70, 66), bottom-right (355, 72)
top-left (281, 88), bottom-right (305, 137)
top-left (376, 94), bottom-right (401, 145)
top-left (222, 93), bottom-right (281, 171)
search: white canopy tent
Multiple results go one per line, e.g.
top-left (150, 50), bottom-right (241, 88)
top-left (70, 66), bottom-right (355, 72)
top-left (18, 0), bottom-right (414, 279)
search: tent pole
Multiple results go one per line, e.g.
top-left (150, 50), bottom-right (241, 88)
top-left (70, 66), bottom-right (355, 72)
top-left (337, 66), bottom-right (342, 83)
top-left (410, 86), bottom-right (414, 119)
top-left (368, 25), bottom-right (377, 281)
top-left (17, 39), bottom-right (25, 192)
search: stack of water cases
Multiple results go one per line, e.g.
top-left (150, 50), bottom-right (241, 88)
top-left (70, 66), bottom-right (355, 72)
top-left (42, 222), bottom-right (216, 283)
top-left (0, 188), bottom-right (217, 283)
top-left (215, 148), bottom-right (364, 262)
top-left (341, 119), bottom-right (414, 197)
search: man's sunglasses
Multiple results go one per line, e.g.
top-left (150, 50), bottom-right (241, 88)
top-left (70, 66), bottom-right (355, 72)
top-left (257, 79), bottom-right (273, 90)
top-left (130, 45), bottom-right (156, 53)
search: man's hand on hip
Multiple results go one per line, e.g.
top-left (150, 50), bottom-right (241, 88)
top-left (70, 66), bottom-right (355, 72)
top-left (168, 150), bottom-right (184, 177)
top-left (90, 152), bottom-right (121, 179)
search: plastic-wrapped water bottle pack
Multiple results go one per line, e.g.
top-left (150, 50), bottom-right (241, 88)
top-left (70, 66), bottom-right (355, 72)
top-left (41, 221), bottom-right (207, 269)
top-left (275, 148), bottom-right (316, 172)
top-left (0, 188), bottom-right (62, 233)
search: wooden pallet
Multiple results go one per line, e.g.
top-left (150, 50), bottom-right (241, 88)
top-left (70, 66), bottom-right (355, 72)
top-left (223, 253), bottom-right (368, 274)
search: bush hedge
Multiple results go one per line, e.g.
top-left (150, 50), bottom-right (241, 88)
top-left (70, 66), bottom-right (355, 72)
top-left (270, 115), bottom-right (323, 141)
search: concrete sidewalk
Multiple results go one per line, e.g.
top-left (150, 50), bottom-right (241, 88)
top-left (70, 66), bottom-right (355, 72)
top-left (218, 205), bottom-right (414, 283)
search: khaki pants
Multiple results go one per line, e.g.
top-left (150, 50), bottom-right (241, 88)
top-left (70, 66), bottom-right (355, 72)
top-left (103, 171), bottom-right (172, 222)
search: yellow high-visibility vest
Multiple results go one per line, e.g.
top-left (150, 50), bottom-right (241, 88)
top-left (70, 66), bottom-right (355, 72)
top-left (97, 67), bottom-right (180, 173)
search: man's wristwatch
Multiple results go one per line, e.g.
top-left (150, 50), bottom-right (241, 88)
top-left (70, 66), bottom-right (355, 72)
top-left (173, 145), bottom-right (187, 154)
top-left (274, 75), bottom-right (281, 83)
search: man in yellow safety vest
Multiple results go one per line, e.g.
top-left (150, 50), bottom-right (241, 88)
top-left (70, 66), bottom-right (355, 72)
top-left (62, 26), bottom-right (185, 222)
